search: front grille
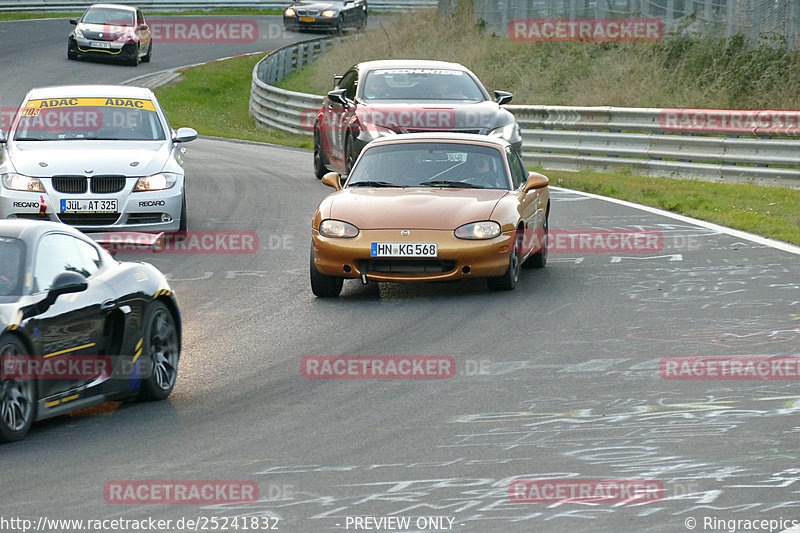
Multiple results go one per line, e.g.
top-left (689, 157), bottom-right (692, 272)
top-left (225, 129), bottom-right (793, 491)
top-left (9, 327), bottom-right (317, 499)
top-left (52, 176), bottom-right (88, 194)
top-left (295, 8), bottom-right (320, 16)
top-left (57, 213), bottom-right (121, 226)
top-left (366, 259), bottom-right (456, 274)
top-left (127, 213), bottom-right (164, 224)
top-left (90, 175), bottom-right (127, 193)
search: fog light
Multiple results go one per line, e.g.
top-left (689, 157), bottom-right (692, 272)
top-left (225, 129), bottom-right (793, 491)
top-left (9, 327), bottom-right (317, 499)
top-left (343, 265), bottom-right (352, 273)
top-left (462, 266), bottom-right (471, 275)
top-left (161, 214), bottom-right (172, 223)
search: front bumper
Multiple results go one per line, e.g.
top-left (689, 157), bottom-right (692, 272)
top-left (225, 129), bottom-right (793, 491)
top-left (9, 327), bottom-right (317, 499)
top-left (70, 37), bottom-right (137, 60)
top-left (312, 228), bottom-right (515, 282)
top-left (0, 177), bottom-right (183, 232)
top-left (283, 15), bottom-right (340, 31)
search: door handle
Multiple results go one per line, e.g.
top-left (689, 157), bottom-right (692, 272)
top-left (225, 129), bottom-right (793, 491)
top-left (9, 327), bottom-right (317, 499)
top-left (101, 300), bottom-right (115, 313)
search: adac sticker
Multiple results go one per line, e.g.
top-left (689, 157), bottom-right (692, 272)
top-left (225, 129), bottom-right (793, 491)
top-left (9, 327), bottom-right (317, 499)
top-left (25, 98), bottom-right (156, 112)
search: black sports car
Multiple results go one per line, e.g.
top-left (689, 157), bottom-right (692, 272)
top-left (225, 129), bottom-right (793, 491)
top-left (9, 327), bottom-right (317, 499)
top-left (312, 59), bottom-right (522, 178)
top-left (0, 219), bottom-right (181, 442)
top-left (283, 0), bottom-right (367, 33)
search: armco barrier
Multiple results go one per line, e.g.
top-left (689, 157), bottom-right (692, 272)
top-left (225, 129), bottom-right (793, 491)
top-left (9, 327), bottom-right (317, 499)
top-left (250, 41), bottom-right (800, 187)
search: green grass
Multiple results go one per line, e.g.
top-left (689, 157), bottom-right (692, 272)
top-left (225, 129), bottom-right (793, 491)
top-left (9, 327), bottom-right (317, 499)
top-left (153, 13), bottom-right (800, 247)
top-left (154, 54), bottom-right (312, 150)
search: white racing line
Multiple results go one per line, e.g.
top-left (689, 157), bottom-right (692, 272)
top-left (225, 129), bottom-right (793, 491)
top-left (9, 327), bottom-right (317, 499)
top-left (551, 185), bottom-right (800, 256)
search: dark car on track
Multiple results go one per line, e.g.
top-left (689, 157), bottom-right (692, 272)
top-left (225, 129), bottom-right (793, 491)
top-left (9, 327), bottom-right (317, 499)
top-left (283, 0), bottom-right (368, 33)
top-left (312, 59), bottom-right (522, 178)
top-left (0, 219), bottom-right (181, 442)
top-left (67, 3), bottom-right (152, 66)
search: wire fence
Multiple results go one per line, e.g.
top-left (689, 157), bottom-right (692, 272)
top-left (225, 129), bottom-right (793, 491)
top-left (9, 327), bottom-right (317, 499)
top-left (443, 0), bottom-right (800, 47)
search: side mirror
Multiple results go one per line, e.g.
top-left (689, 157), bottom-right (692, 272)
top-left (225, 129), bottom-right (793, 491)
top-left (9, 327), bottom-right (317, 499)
top-left (494, 90), bottom-right (513, 105)
top-left (0, 130), bottom-right (6, 144)
top-left (333, 75), bottom-right (343, 88)
top-left (139, 24), bottom-right (149, 31)
top-left (522, 172), bottom-right (549, 193)
top-left (70, 18), bottom-right (78, 24)
top-left (174, 127), bottom-right (198, 143)
top-left (322, 172), bottom-right (342, 190)
top-left (327, 89), bottom-right (349, 107)
top-left (46, 271), bottom-right (88, 305)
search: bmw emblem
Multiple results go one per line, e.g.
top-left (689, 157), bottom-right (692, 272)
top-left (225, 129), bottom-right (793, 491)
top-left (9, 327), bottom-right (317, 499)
top-left (401, 230), bottom-right (411, 236)
top-left (99, 33), bottom-right (103, 37)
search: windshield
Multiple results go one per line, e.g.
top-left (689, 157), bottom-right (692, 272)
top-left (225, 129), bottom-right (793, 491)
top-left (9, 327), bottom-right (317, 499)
top-left (362, 68), bottom-right (486, 102)
top-left (0, 237), bottom-right (26, 297)
top-left (347, 142), bottom-right (510, 189)
top-left (82, 7), bottom-right (135, 26)
top-left (13, 98), bottom-right (166, 141)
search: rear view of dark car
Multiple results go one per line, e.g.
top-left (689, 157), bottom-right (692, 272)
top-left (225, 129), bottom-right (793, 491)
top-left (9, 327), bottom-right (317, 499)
top-left (283, 0), bottom-right (368, 33)
top-left (67, 3), bottom-right (152, 66)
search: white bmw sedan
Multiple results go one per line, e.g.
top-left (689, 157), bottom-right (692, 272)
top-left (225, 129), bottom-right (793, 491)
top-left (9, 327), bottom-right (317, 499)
top-left (0, 85), bottom-right (197, 232)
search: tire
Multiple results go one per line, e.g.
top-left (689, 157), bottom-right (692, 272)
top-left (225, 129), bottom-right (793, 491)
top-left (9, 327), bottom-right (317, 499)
top-left (142, 41), bottom-right (152, 63)
top-left (67, 40), bottom-right (78, 60)
top-left (128, 46), bottom-right (140, 66)
top-left (313, 127), bottom-right (328, 180)
top-left (137, 301), bottom-right (180, 401)
top-left (178, 196), bottom-right (187, 231)
top-left (334, 16), bottom-right (344, 35)
top-left (487, 229), bottom-right (522, 291)
top-left (0, 335), bottom-right (37, 443)
top-left (523, 212), bottom-right (548, 269)
top-left (358, 12), bottom-right (368, 30)
top-left (345, 135), bottom-right (357, 175)
top-left (310, 246), bottom-right (343, 297)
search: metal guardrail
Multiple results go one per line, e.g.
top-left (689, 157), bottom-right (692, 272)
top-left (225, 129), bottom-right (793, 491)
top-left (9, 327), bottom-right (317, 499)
top-left (250, 39), bottom-right (800, 186)
top-left (0, 0), bottom-right (437, 12)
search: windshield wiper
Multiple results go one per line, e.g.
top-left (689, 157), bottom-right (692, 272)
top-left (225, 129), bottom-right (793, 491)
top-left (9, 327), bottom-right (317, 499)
top-left (347, 180), bottom-right (398, 188)
top-left (420, 180), bottom-right (485, 189)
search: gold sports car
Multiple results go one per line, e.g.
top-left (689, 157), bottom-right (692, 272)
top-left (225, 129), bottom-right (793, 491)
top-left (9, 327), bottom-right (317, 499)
top-left (310, 133), bottom-right (550, 296)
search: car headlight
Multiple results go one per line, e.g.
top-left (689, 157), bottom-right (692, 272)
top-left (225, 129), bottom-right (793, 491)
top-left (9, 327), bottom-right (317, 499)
top-left (455, 221), bottom-right (501, 240)
top-left (362, 122), bottom-right (398, 140)
top-left (74, 27), bottom-right (85, 39)
top-left (116, 30), bottom-right (136, 42)
top-left (285, 7), bottom-right (295, 16)
top-left (2, 173), bottom-right (44, 192)
top-left (134, 173), bottom-right (178, 192)
top-left (321, 9), bottom-right (337, 17)
top-left (319, 219), bottom-right (359, 238)
top-left (489, 122), bottom-right (519, 141)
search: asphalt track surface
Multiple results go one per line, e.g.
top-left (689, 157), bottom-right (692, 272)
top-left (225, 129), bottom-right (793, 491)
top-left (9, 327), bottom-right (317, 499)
top-left (1, 15), bottom-right (800, 533)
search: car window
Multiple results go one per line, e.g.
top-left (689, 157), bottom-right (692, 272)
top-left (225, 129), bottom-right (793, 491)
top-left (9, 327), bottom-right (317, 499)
top-left (507, 146), bottom-right (527, 189)
top-left (33, 234), bottom-right (101, 293)
top-left (0, 237), bottom-right (26, 297)
top-left (82, 7), bottom-right (135, 26)
top-left (339, 70), bottom-right (358, 101)
top-left (137, 10), bottom-right (145, 26)
top-left (13, 98), bottom-right (166, 141)
top-left (348, 142), bottom-right (510, 189)
top-left (362, 68), bottom-right (485, 102)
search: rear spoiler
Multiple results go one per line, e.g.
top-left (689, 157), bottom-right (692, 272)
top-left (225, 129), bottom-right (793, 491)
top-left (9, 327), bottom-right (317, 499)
top-left (87, 231), bottom-right (166, 255)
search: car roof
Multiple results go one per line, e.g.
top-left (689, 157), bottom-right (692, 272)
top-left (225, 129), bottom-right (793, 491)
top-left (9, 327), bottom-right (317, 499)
top-left (0, 219), bottom-right (88, 242)
top-left (356, 60), bottom-right (473, 73)
top-left (366, 132), bottom-right (512, 149)
top-left (23, 84), bottom-right (156, 100)
top-left (85, 3), bottom-right (137, 11)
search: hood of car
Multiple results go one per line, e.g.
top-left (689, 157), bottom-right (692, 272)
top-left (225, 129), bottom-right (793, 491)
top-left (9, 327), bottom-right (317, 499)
top-left (325, 188), bottom-right (507, 230)
top-left (356, 100), bottom-right (513, 133)
top-left (76, 22), bottom-right (133, 41)
top-left (8, 141), bottom-right (168, 177)
top-left (291, 2), bottom-right (341, 13)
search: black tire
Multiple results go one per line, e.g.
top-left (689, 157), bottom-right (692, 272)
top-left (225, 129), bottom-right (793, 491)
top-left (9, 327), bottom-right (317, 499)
top-left (142, 41), bottom-right (152, 63)
top-left (128, 47), bottom-right (140, 66)
top-left (0, 335), bottom-right (36, 443)
top-left (345, 135), bottom-right (357, 175)
top-left (67, 40), bottom-right (78, 60)
top-left (487, 228), bottom-right (522, 291)
top-left (178, 196), bottom-right (187, 231)
top-left (313, 127), bottom-right (328, 179)
top-left (523, 212), bottom-right (548, 269)
top-left (310, 246), bottom-right (343, 297)
top-left (358, 12), bottom-right (368, 30)
top-left (335, 16), bottom-right (344, 35)
top-left (137, 301), bottom-right (180, 401)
